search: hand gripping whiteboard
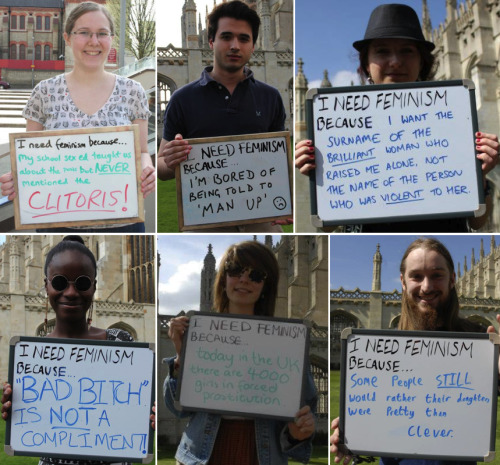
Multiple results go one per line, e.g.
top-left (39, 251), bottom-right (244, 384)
top-left (5, 337), bottom-right (155, 463)
top-left (175, 312), bottom-right (310, 420)
top-left (339, 329), bottom-right (499, 462)
top-left (175, 132), bottom-right (293, 231)
top-left (306, 80), bottom-right (485, 227)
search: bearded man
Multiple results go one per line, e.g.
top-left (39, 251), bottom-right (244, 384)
top-left (331, 237), bottom-right (500, 465)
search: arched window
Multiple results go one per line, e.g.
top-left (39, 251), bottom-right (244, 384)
top-left (35, 45), bottom-right (41, 60)
top-left (19, 44), bottom-right (26, 60)
top-left (36, 16), bottom-right (42, 30)
top-left (44, 45), bottom-right (50, 61)
top-left (311, 361), bottom-right (328, 418)
top-left (330, 310), bottom-right (359, 369)
top-left (11, 15), bottom-right (17, 29)
top-left (45, 16), bottom-right (51, 31)
top-left (19, 15), bottom-right (25, 30)
top-left (10, 44), bottom-right (17, 60)
top-left (157, 76), bottom-right (176, 124)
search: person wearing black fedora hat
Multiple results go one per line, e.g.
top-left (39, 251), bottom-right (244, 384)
top-left (294, 3), bottom-right (499, 233)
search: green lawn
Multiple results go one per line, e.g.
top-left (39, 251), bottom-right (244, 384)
top-left (157, 178), bottom-right (293, 233)
top-left (330, 370), bottom-right (500, 463)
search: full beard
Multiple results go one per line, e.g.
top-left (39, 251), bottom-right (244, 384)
top-left (406, 293), bottom-right (449, 331)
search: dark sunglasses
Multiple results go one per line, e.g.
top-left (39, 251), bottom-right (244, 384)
top-left (225, 263), bottom-right (267, 283)
top-left (49, 275), bottom-right (93, 292)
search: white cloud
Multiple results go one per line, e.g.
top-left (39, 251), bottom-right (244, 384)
top-left (331, 70), bottom-right (360, 87)
top-left (159, 260), bottom-right (202, 294)
top-left (158, 260), bottom-right (203, 315)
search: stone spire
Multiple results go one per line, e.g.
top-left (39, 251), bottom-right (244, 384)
top-left (422, 0), bottom-right (432, 40)
top-left (321, 69), bottom-right (332, 88)
top-left (9, 237), bottom-right (21, 293)
top-left (491, 235), bottom-right (496, 253)
top-left (480, 239), bottom-right (484, 259)
top-left (182, 0), bottom-right (198, 49)
top-left (471, 248), bottom-right (475, 267)
top-left (259, 0), bottom-right (272, 50)
top-left (372, 244), bottom-right (382, 291)
top-left (200, 244), bottom-right (216, 312)
top-left (295, 58), bottom-right (308, 140)
top-left (264, 235), bottom-right (273, 249)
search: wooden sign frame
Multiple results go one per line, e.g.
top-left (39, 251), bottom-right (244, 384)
top-left (306, 80), bottom-right (485, 227)
top-left (339, 328), bottom-right (499, 462)
top-left (175, 131), bottom-right (293, 231)
top-left (9, 125), bottom-right (144, 230)
top-left (5, 336), bottom-right (155, 463)
top-left (175, 311), bottom-right (310, 421)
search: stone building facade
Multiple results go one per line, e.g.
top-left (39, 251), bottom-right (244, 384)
top-left (295, 0), bottom-right (500, 232)
top-left (0, 0), bottom-right (118, 88)
top-left (330, 241), bottom-right (500, 368)
top-left (157, 0), bottom-right (294, 142)
top-left (0, 234), bottom-right (156, 381)
top-left (157, 235), bottom-right (329, 446)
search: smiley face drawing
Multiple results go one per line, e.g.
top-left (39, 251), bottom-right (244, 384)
top-left (273, 196), bottom-right (287, 210)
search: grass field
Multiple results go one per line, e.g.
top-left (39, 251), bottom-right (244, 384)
top-left (157, 178), bottom-right (293, 233)
top-left (330, 370), bottom-right (500, 463)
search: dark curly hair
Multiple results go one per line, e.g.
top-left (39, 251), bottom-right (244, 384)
top-left (207, 0), bottom-right (260, 45)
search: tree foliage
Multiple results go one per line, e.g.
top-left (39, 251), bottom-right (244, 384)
top-left (107, 0), bottom-right (155, 60)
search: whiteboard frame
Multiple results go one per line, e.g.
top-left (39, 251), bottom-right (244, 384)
top-left (175, 311), bottom-right (310, 421)
top-left (339, 328), bottom-right (498, 462)
top-left (306, 80), bottom-right (485, 227)
top-left (175, 131), bottom-right (293, 231)
top-left (9, 125), bottom-right (145, 230)
top-left (5, 336), bottom-right (155, 463)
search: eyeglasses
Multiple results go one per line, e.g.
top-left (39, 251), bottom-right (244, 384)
top-left (49, 275), bottom-right (93, 292)
top-left (71, 31), bottom-right (113, 41)
top-left (225, 263), bottom-right (267, 283)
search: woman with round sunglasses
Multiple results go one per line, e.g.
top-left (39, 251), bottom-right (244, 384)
top-left (294, 3), bottom-right (499, 233)
top-left (0, 1), bottom-right (155, 232)
top-left (1, 235), bottom-right (155, 465)
top-left (164, 240), bottom-right (317, 465)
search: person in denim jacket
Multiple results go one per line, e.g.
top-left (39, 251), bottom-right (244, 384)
top-left (163, 240), bottom-right (317, 465)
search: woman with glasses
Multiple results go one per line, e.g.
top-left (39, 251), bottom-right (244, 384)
top-left (0, 1), bottom-right (155, 232)
top-left (164, 240), bottom-right (317, 465)
top-left (1, 235), bottom-right (155, 464)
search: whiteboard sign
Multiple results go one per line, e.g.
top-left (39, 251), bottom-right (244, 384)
top-left (10, 125), bottom-right (144, 230)
top-left (5, 337), bottom-right (155, 463)
top-left (176, 312), bottom-right (309, 420)
top-left (307, 80), bottom-right (484, 227)
top-left (340, 329), bottom-right (498, 462)
top-left (176, 132), bottom-right (292, 230)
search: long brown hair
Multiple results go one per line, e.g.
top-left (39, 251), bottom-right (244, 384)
top-left (213, 241), bottom-right (279, 316)
top-left (398, 237), bottom-right (476, 331)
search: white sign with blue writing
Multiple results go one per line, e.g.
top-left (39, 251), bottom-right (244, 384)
top-left (6, 337), bottom-right (154, 463)
top-left (308, 80), bottom-right (484, 226)
top-left (340, 329), bottom-right (498, 461)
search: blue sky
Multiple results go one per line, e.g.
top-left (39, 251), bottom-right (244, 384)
top-left (330, 235), bottom-right (497, 292)
top-left (296, 0), bottom-right (450, 87)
